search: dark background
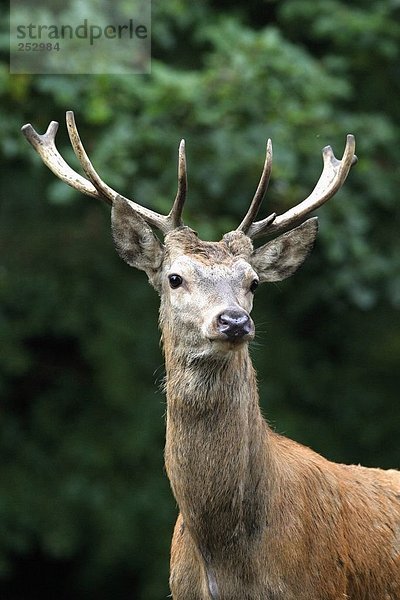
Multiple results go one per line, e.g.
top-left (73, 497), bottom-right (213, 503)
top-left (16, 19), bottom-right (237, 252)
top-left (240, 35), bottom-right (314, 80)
top-left (1, 0), bottom-right (400, 598)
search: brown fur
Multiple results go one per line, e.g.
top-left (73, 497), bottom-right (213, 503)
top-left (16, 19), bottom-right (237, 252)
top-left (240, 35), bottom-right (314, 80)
top-left (165, 343), bottom-right (400, 599)
top-left (111, 205), bottom-right (400, 599)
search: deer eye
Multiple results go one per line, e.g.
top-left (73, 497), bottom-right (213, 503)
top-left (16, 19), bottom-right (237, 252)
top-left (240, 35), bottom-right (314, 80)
top-left (250, 279), bottom-right (259, 294)
top-left (168, 274), bottom-right (183, 289)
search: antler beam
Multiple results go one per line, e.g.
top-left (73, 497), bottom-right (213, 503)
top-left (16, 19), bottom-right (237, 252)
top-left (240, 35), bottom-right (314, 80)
top-left (240, 135), bottom-right (357, 240)
top-left (21, 111), bottom-right (187, 234)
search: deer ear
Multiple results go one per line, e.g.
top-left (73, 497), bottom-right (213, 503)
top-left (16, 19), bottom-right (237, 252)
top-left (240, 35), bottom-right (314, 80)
top-left (111, 196), bottom-right (164, 289)
top-left (250, 218), bottom-right (318, 282)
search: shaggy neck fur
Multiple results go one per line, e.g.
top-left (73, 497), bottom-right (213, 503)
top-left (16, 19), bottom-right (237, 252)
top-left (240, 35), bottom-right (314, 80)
top-left (163, 331), bottom-right (270, 562)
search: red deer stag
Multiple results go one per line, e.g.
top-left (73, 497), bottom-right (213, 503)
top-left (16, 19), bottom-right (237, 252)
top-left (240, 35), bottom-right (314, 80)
top-left (22, 112), bottom-right (400, 600)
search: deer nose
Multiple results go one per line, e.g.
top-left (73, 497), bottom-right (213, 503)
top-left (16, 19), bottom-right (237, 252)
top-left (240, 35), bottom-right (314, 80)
top-left (217, 309), bottom-right (253, 341)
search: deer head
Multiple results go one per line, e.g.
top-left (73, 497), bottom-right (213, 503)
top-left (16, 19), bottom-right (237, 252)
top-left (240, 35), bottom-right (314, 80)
top-left (22, 112), bottom-right (356, 360)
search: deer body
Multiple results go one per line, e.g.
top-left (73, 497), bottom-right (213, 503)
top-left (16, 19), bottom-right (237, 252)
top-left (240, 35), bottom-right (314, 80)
top-left (166, 338), bottom-right (400, 599)
top-left (158, 229), bottom-right (400, 600)
top-left (22, 114), bottom-right (400, 599)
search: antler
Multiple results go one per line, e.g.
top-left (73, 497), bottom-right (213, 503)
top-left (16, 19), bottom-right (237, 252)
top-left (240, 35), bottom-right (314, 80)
top-left (21, 111), bottom-right (187, 234)
top-left (21, 112), bottom-right (356, 239)
top-left (237, 139), bottom-right (273, 233)
top-left (239, 135), bottom-right (357, 239)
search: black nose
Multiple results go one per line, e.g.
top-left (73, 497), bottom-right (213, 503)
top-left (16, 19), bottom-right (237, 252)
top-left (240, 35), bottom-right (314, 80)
top-left (217, 309), bottom-right (253, 341)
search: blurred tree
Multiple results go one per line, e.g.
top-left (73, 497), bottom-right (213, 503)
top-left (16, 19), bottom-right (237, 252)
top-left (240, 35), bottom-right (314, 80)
top-left (1, 0), bottom-right (399, 598)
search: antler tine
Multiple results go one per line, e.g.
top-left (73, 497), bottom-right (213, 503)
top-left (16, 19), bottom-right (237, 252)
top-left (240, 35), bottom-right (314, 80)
top-left (22, 112), bottom-right (187, 235)
top-left (65, 110), bottom-right (112, 206)
top-left (21, 120), bottom-right (99, 199)
top-left (168, 139), bottom-right (187, 229)
top-left (247, 134), bottom-right (357, 240)
top-left (237, 139), bottom-right (273, 234)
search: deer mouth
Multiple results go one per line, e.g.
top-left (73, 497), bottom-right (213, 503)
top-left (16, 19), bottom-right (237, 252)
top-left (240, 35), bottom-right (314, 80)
top-left (208, 330), bottom-right (255, 350)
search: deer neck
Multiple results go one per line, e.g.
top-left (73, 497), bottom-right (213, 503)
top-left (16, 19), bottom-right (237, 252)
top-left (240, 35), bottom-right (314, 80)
top-left (163, 336), bottom-right (270, 554)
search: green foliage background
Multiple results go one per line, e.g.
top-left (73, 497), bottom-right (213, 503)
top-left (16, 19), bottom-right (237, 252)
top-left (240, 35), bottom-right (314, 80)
top-left (1, 1), bottom-right (400, 598)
